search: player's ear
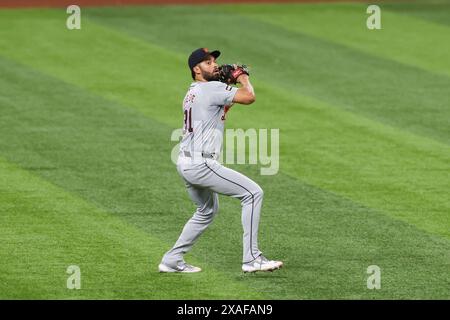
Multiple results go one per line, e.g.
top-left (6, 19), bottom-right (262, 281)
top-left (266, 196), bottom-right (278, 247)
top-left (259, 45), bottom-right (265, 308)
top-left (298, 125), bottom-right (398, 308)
top-left (193, 65), bottom-right (201, 78)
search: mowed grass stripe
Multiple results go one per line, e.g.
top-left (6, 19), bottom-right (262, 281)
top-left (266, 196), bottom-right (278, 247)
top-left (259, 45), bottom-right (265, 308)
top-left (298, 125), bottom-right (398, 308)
top-left (1, 60), bottom-right (449, 299)
top-left (223, 2), bottom-right (450, 77)
top-left (383, 1), bottom-right (450, 27)
top-left (0, 8), bottom-right (186, 125)
top-left (0, 8), bottom-right (448, 241)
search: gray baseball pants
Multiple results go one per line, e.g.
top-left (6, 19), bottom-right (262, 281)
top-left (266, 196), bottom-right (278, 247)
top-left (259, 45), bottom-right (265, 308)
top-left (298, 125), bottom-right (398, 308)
top-left (162, 153), bottom-right (263, 266)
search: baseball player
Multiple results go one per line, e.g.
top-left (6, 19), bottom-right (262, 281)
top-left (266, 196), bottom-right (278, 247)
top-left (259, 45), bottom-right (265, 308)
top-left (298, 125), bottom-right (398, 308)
top-left (158, 48), bottom-right (283, 273)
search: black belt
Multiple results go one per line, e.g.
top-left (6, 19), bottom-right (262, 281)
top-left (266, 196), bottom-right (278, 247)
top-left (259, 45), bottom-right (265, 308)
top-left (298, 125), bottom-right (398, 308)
top-left (183, 151), bottom-right (215, 159)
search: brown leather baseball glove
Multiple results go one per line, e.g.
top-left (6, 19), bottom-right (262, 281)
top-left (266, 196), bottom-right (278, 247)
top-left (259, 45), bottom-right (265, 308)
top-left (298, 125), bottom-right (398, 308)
top-left (218, 64), bottom-right (250, 85)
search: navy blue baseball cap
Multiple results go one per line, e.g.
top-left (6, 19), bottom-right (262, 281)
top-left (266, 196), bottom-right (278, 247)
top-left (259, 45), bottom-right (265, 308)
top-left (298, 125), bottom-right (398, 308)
top-left (188, 48), bottom-right (221, 70)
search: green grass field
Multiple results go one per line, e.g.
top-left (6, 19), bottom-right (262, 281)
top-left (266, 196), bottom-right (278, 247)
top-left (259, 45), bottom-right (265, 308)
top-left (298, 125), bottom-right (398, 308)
top-left (0, 1), bottom-right (449, 299)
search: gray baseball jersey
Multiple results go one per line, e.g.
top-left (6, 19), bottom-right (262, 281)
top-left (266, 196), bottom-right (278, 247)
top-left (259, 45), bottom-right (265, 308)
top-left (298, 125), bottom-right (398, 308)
top-left (161, 80), bottom-right (264, 268)
top-left (179, 81), bottom-right (238, 157)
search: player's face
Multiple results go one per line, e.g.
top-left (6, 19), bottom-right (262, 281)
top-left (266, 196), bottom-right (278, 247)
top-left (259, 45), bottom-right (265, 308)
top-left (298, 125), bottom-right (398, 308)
top-left (197, 56), bottom-right (220, 81)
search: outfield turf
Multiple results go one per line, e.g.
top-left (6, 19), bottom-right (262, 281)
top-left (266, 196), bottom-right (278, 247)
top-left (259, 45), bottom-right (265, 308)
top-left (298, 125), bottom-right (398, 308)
top-left (0, 1), bottom-right (449, 299)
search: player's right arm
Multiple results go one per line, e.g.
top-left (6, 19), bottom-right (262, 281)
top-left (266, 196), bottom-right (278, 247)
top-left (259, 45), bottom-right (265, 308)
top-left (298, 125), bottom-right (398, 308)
top-left (232, 74), bottom-right (255, 105)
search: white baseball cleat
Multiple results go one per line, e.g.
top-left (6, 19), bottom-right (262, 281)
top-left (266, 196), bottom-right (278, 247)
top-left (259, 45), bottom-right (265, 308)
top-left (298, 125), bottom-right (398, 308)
top-left (242, 255), bottom-right (283, 273)
top-left (158, 262), bottom-right (202, 273)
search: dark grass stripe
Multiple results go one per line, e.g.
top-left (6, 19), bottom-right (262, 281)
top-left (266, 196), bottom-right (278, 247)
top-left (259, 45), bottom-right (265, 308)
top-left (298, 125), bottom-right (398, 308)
top-left (384, 1), bottom-right (450, 26)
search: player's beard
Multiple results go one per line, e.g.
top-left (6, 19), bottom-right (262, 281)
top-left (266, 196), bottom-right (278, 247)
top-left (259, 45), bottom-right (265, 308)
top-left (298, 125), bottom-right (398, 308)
top-left (202, 69), bottom-right (220, 81)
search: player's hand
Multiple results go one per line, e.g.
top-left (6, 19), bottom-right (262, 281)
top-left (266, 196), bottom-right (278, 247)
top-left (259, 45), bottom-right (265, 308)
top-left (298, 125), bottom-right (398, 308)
top-left (219, 64), bottom-right (250, 85)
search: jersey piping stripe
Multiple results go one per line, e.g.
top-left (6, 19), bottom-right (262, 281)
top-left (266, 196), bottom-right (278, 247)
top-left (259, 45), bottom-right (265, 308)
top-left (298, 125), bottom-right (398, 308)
top-left (203, 162), bottom-right (257, 262)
